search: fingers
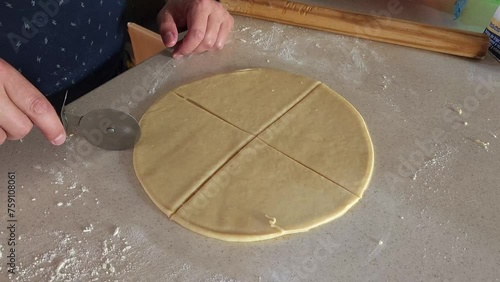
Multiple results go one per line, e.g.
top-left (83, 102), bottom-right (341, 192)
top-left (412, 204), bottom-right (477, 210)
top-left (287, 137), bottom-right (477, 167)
top-left (158, 0), bottom-right (234, 58)
top-left (1, 61), bottom-right (66, 145)
top-left (158, 6), bottom-right (179, 48)
top-left (0, 86), bottom-right (33, 141)
top-left (25, 96), bottom-right (66, 145)
top-left (174, 4), bottom-right (210, 58)
top-left (9, 89), bottom-right (66, 145)
top-left (214, 17), bottom-right (234, 50)
top-left (0, 127), bottom-right (7, 145)
top-left (192, 14), bottom-right (221, 54)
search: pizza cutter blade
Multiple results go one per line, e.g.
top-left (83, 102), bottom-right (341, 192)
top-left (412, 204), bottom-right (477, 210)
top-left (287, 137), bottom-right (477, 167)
top-left (60, 92), bottom-right (141, 150)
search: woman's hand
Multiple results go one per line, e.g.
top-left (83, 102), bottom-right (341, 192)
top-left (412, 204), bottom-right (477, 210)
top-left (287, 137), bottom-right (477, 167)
top-left (157, 0), bottom-right (234, 59)
top-left (0, 59), bottom-right (65, 146)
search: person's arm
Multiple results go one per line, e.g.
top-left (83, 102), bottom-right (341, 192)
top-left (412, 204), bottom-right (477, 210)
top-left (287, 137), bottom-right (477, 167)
top-left (157, 0), bottom-right (234, 59)
top-left (0, 59), bottom-right (66, 146)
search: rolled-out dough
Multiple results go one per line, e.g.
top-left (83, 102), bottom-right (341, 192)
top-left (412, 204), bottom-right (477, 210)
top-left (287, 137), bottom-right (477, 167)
top-left (133, 68), bottom-right (374, 242)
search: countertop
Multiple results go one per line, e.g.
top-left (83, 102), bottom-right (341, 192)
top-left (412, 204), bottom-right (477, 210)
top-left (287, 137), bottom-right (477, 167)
top-left (1, 15), bottom-right (499, 281)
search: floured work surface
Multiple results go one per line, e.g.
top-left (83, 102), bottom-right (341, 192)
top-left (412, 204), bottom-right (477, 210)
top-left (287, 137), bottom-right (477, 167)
top-left (133, 68), bottom-right (374, 242)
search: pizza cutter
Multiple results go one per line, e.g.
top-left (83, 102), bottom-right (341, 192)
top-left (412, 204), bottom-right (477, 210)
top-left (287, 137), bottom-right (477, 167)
top-left (60, 92), bottom-right (141, 150)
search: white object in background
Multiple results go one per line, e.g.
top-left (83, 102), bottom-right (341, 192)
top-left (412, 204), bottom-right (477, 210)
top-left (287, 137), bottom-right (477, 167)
top-left (485, 6), bottom-right (500, 61)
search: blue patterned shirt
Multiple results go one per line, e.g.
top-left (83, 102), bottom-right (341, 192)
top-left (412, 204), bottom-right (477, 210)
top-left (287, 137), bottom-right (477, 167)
top-left (0, 0), bottom-right (126, 106)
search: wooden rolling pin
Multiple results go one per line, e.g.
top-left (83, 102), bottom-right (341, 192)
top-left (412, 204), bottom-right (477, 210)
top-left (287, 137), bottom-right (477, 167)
top-left (221, 0), bottom-right (490, 59)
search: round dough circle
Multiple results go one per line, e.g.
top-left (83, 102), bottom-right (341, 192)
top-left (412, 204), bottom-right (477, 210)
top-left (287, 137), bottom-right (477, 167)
top-left (134, 68), bottom-right (374, 242)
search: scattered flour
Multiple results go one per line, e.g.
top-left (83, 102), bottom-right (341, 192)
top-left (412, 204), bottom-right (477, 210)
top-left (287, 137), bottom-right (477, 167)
top-left (113, 227), bottom-right (120, 237)
top-left (381, 75), bottom-right (394, 90)
top-left (235, 24), bottom-right (302, 64)
top-left (34, 165), bottom-right (65, 185)
top-left (411, 144), bottom-right (458, 182)
top-left (203, 274), bottom-right (239, 282)
top-left (53, 172), bottom-right (64, 185)
top-left (52, 183), bottom-right (90, 208)
top-left (234, 22), bottom-right (384, 87)
top-left (335, 43), bottom-right (370, 84)
top-left (147, 60), bottom-right (175, 95)
top-left (472, 139), bottom-right (490, 151)
top-left (83, 224), bottom-right (94, 233)
top-left (277, 39), bottom-right (301, 64)
top-left (15, 229), bottom-right (134, 282)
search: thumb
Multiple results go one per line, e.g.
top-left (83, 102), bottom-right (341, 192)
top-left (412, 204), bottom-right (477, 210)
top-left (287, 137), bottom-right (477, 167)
top-left (158, 7), bottom-right (179, 48)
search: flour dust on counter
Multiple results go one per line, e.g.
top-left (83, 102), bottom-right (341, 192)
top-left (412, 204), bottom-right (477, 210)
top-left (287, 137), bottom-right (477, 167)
top-left (33, 164), bottom-right (91, 209)
top-left (145, 56), bottom-right (179, 96)
top-left (394, 142), bottom-right (460, 209)
top-left (12, 143), bottom-right (133, 280)
top-left (83, 224), bottom-right (94, 233)
top-left (232, 19), bottom-right (384, 86)
top-left (30, 134), bottom-right (102, 212)
top-left (235, 24), bottom-right (302, 64)
top-left (381, 75), bottom-right (395, 90)
top-left (156, 260), bottom-right (240, 282)
top-left (33, 166), bottom-right (64, 186)
top-left (443, 105), bottom-right (497, 153)
top-left (410, 143), bottom-right (458, 182)
top-left (472, 138), bottom-right (490, 151)
top-left (14, 226), bottom-right (137, 281)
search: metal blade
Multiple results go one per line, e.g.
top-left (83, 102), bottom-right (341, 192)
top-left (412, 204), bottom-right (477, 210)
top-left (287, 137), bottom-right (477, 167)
top-left (78, 109), bottom-right (141, 150)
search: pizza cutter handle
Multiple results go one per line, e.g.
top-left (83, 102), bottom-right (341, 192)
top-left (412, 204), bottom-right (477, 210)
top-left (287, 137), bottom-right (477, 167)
top-left (61, 112), bottom-right (82, 134)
